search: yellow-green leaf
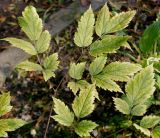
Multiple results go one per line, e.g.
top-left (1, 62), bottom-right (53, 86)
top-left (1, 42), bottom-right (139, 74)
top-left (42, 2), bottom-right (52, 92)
top-left (75, 120), bottom-right (98, 137)
top-left (95, 4), bottom-right (110, 37)
top-left (16, 60), bottom-right (43, 71)
top-left (3, 38), bottom-right (37, 55)
top-left (18, 6), bottom-right (42, 40)
top-left (35, 30), bottom-right (51, 53)
top-left (152, 126), bottom-right (160, 138)
top-left (42, 69), bottom-right (55, 81)
top-left (52, 98), bottom-right (74, 127)
top-left (74, 6), bottom-right (95, 47)
top-left (72, 85), bottom-right (95, 118)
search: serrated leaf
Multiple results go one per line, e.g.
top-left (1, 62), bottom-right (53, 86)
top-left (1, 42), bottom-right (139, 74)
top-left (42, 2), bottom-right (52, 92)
top-left (140, 21), bottom-right (160, 53)
top-left (89, 56), bottom-right (107, 76)
top-left (90, 35), bottom-right (129, 56)
top-left (52, 98), bottom-right (74, 127)
top-left (72, 85), bottom-right (95, 118)
top-left (113, 98), bottom-right (130, 114)
top-left (42, 69), bottom-right (55, 81)
top-left (74, 6), bottom-right (95, 47)
top-left (102, 62), bottom-right (142, 82)
top-left (105, 10), bottom-right (136, 34)
top-left (16, 60), bottom-right (42, 71)
top-left (18, 6), bottom-right (42, 41)
top-left (2, 38), bottom-right (37, 55)
top-left (0, 93), bottom-right (12, 116)
top-left (67, 80), bottom-right (89, 95)
top-left (152, 126), bottom-right (160, 138)
top-left (35, 30), bottom-right (51, 53)
top-left (95, 4), bottom-right (110, 37)
top-left (75, 120), bottom-right (98, 137)
top-left (0, 119), bottom-right (26, 137)
top-left (133, 123), bottom-right (151, 137)
top-left (43, 53), bottom-right (59, 71)
top-left (131, 104), bottom-right (147, 116)
top-left (69, 62), bottom-right (86, 80)
top-left (140, 115), bottom-right (160, 128)
top-left (92, 74), bottom-right (122, 92)
top-left (126, 65), bottom-right (155, 108)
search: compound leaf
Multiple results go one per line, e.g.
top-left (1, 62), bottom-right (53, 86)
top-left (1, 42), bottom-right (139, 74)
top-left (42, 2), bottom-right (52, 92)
top-left (140, 115), bottom-right (160, 129)
top-left (90, 35), bottom-right (129, 56)
top-left (74, 6), bottom-right (95, 47)
top-left (18, 6), bottom-right (42, 41)
top-left (0, 93), bottom-right (12, 116)
top-left (72, 85), bottom-right (95, 118)
top-left (75, 120), bottom-right (98, 137)
top-left (152, 126), bottom-right (160, 138)
top-left (0, 119), bottom-right (26, 137)
top-left (69, 62), bottom-right (86, 80)
top-left (52, 98), bottom-right (74, 127)
top-left (42, 69), bottom-right (55, 81)
top-left (89, 56), bottom-right (107, 76)
top-left (105, 10), bottom-right (136, 34)
top-left (16, 60), bottom-right (42, 71)
top-left (35, 30), bottom-right (51, 53)
top-left (95, 4), bottom-right (110, 37)
top-left (3, 38), bottom-right (37, 55)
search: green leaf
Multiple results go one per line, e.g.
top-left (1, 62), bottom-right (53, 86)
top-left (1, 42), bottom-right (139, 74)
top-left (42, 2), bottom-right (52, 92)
top-left (102, 62), bottom-right (142, 82)
top-left (90, 35), bottom-right (129, 56)
top-left (105, 10), bottom-right (136, 34)
top-left (95, 4), bottom-right (110, 37)
top-left (130, 104), bottom-right (147, 116)
top-left (67, 80), bottom-right (89, 95)
top-left (133, 123), bottom-right (151, 137)
top-left (69, 62), bottom-right (86, 80)
top-left (35, 30), bottom-right (51, 53)
top-left (0, 93), bottom-right (12, 116)
top-left (2, 38), bottom-right (37, 55)
top-left (18, 6), bottom-right (42, 41)
top-left (0, 119), bottom-right (26, 137)
top-left (140, 115), bottom-right (160, 128)
top-left (42, 69), bottom-right (55, 81)
top-left (16, 60), bottom-right (43, 71)
top-left (74, 6), bottom-right (95, 47)
top-left (52, 98), bottom-right (74, 127)
top-left (75, 120), bottom-right (98, 137)
top-left (152, 126), bottom-right (160, 138)
top-left (89, 56), bottom-right (107, 76)
top-left (43, 53), bottom-right (59, 71)
top-left (113, 98), bottom-right (130, 114)
top-left (92, 74), bottom-right (122, 92)
top-left (72, 85), bottom-right (95, 118)
top-left (140, 21), bottom-right (160, 53)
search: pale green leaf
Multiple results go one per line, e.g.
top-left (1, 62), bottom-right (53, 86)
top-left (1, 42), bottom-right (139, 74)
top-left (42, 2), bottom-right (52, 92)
top-left (43, 53), bottom-right (59, 71)
top-left (0, 119), bottom-right (26, 137)
top-left (105, 10), bottom-right (136, 34)
top-left (72, 85), bottom-right (95, 118)
top-left (131, 104), bottom-right (147, 116)
top-left (35, 30), bottom-right (51, 53)
top-left (92, 75), bottom-right (122, 92)
top-left (18, 6), bottom-right (42, 40)
top-left (42, 69), bottom-right (55, 81)
top-left (90, 35), bottom-right (129, 56)
top-left (0, 93), bottom-right (12, 116)
top-left (52, 98), bottom-right (74, 127)
top-left (16, 60), bottom-right (42, 71)
top-left (95, 4), bottom-right (110, 37)
top-left (3, 38), bottom-right (37, 55)
top-left (152, 126), bottom-right (160, 138)
top-left (126, 65), bottom-right (155, 107)
top-left (113, 98), bottom-right (130, 115)
top-left (69, 62), bottom-right (86, 80)
top-left (74, 6), bottom-right (95, 47)
top-left (75, 120), bottom-right (98, 137)
top-left (140, 115), bottom-right (160, 128)
top-left (102, 62), bottom-right (142, 82)
top-left (89, 56), bottom-right (107, 76)
top-left (133, 123), bottom-right (151, 137)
